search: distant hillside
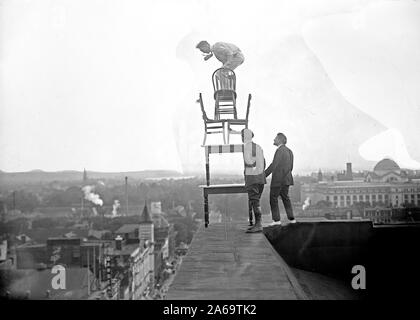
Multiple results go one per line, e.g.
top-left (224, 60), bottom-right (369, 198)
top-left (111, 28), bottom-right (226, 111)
top-left (0, 170), bottom-right (182, 185)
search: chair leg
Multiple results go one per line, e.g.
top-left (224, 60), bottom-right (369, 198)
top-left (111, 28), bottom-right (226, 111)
top-left (222, 123), bottom-right (226, 145)
top-left (226, 125), bottom-right (230, 144)
top-left (203, 130), bottom-right (207, 146)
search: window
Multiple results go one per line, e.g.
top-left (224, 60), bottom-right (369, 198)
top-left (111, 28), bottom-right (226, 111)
top-left (378, 194), bottom-right (383, 200)
top-left (73, 247), bottom-right (80, 258)
top-left (353, 195), bottom-right (357, 201)
top-left (326, 196), bottom-right (330, 201)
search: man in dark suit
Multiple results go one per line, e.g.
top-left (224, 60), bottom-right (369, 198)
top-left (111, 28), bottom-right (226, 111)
top-left (265, 132), bottom-right (296, 226)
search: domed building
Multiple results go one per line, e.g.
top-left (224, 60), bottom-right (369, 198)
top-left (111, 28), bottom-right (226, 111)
top-left (301, 159), bottom-right (420, 217)
top-left (366, 158), bottom-right (408, 183)
top-left (374, 158), bottom-right (401, 174)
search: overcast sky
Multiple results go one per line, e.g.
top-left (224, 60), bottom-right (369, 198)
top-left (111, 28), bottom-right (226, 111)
top-left (1, 0), bottom-right (419, 174)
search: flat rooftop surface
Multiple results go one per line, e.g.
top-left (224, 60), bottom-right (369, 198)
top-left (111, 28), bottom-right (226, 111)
top-left (199, 183), bottom-right (245, 188)
top-left (166, 219), bottom-right (307, 300)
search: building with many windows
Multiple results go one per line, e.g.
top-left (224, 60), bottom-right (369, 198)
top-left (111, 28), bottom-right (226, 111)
top-left (301, 159), bottom-right (420, 208)
top-left (11, 203), bottom-right (156, 300)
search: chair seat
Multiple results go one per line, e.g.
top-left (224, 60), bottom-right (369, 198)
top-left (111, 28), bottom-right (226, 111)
top-left (206, 119), bottom-right (226, 123)
top-left (214, 90), bottom-right (237, 100)
top-left (206, 125), bottom-right (224, 130)
top-left (227, 119), bottom-right (247, 124)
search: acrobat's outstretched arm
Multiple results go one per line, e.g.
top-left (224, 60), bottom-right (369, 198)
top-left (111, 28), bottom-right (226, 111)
top-left (204, 53), bottom-right (213, 61)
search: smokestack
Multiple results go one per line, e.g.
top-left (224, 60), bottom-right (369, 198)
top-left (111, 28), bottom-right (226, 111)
top-left (346, 163), bottom-right (353, 180)
top-left (125, 177), bottom-right (128, 216)
top-left (115, 235), bottom-right (123, 251)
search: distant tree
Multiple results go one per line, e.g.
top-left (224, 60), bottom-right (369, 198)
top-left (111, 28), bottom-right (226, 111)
top-left (43, 190), bottom-right (68, 207)
top-left (372, 201), bottom-right (388, 207)
top-left (4, 218), bottom-right (30, 235)
top-left (5, 190), bottom-right (40, 213)
top-left (64, 186), bottom-right (84, 205)
top-left (314, 200), bottom-right (333, 209)
top-left (350, 201), bottom-right (373, 216)
top-left (0, 222), bottom-right (6, 236)
top-left (32, 217), bottom-right (56, 229)
top-left (43, 187), bottom-right (84, 207)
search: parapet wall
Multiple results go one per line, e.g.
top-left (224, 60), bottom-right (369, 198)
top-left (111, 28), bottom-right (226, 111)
top-left (263, 221), bottom-right (372, 278)
top-left (264, 221), bottom-right (420, 299)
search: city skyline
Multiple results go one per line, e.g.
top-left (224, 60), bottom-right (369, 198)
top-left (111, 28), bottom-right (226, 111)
top-left (2, 0), bottom-right (420, 174)
top-left (0, 151), bottom-right (397, 174)
top-left (0, 156), bottom-right (418, 176)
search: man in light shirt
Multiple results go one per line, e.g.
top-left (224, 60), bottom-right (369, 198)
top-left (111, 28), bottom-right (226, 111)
top-left (241, 128), bottom-right (266, 233)
top-left (196, 40), bottom-right (244, 70)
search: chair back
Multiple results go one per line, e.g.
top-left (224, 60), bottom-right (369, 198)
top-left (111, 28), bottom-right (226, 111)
top-left (245, 94), bottom-right (252, 122)
top-left (197, 93), bottom-right (209, 121)
top-left (212, 68), bottom-right (236, 93)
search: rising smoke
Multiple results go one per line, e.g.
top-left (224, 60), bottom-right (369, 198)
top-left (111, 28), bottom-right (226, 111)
top-left (302, 197), bottom-right (311, 211)
top-left (82, 185), bottom-right (103, 206)
top-left (112, 200), bottom-right (121, 218)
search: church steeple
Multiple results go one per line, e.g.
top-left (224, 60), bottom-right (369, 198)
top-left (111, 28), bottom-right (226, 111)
top-left (139, 202), bottom-right (154, 244)
top-left (317, 169), bottom-right (323, 182)
top-left (140, 202), bottom-right (153, 224)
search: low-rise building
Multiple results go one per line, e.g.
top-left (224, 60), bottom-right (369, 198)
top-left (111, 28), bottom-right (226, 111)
top-left (16, 243), bottom-right (47, 269)
top-left (363, 207), bottom-right (392, 224)
top-left (0, 240), bottom-right (7, 262)
top-left (115, 204), bottom-right (175, 286)
top-left (9, 203), bottom-right (159, 300)
top-left (6, 267), bottom-right (96, 299)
